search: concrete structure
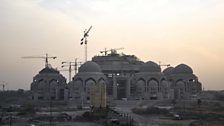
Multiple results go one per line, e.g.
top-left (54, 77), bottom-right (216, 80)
top-left (68, 61), bottom-right (107, 105)
top-left (163, 64), bottom-right (202, 99)
top-left (92, 51), bottom-right (201, 100)
top-left (90, 82), bottom-right (107, 108)
top-left (134, 61), bottom-right (171, 100)
top-left (30, 66), bottom-right (68, 101)
top-left (30, 50), bottom-right (202, 103)
top-left (92, 51), bottom-right (143, 100)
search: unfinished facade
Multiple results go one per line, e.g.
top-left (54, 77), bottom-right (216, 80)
top-left (30, 66), bottom-right (68, 101)
top-left (69, 50), bottom-right (202, 102)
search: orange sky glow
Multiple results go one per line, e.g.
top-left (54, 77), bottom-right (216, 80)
top-left (0, 0), bottom-right (224, 90)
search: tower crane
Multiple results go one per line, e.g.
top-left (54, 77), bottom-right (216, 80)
top-left (100, 48), bottom-right (124, 56)
top-left (22, 53), bottom-right (57, 67)
top-left (158, 61), bottom-right (171, 68)
top-left (80, 26), bottom-right (92, 62)
top-left (74, 58), bottom-right (82, 75)
top-left (61, 58), bottom-right (82, 82)
top-left (0, 82), bottom-right (7, 91)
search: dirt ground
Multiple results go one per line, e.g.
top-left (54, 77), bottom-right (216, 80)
top-left (1, 122), bottom-right (102, 126)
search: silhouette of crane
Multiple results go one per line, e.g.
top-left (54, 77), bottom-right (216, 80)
top-left (159, 61), bottom-right (171, 68)
top-left (80, 26), bottom-right (92, 62)
top-left (0, 82), bottom-right (7, 91)
top-left (61, 58), bottom-right (82, 82)
top-left (100, 48), bottom-right (124, 56)
top-left (22, 54), bottom-right (56, 126)
top-left (22, 53), bottom-right (57, 67)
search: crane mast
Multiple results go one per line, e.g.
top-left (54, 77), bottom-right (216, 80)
top-left (81, 26), bottom-right (92, 62)
top-left (0, 82), bottom-right (7, 91)
top-left (61, 59), bottom-right (82, 82)
top-left (74, 58), bottom-right (82, 74)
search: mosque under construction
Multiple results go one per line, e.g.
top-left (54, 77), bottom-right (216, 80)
top-left (30, 49), bottom-right (202, 106)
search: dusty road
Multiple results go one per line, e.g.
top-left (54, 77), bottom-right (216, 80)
top-left (114, 100), bottom-right (194, 126)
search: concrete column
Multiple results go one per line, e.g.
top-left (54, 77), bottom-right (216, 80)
top-left (34, 92), bottom-right (38, 101)
top-left (113, 76), bottom-right (117, 99)
top-left (126, 76), bottom-right (131, 99)
top-left (157, 92), bottom-right (163, 100)
top-left (170, 89), bottom-right (175, 99)
top-left (64, 89), bottom-right (69, 101)
top-left (55, 88), bottom-right (59, 100)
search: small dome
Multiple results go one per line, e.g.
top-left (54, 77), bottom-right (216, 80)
top-left (79, 61), bottom-right (102, 73)
top-left (173, 64), bottom-right (193, 74)
top-left (39, 67), bottom-right (59, 74)
top-left (140, 61), bottom-right (161, 72)
top-left (163, 67), bottom-right (174, 75)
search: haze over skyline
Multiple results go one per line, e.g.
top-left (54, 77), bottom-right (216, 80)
top-left (0, 0), bottom-right (224, 90)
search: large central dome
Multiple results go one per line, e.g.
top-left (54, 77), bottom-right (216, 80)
top-left (163, 67), bottom-right (174, 75)
top-left (140, 61), bottom-right (161, 72)
top-left (79, 61), bottom-right (102, 72)
top-left (173, 64), bottom-right (193, 74)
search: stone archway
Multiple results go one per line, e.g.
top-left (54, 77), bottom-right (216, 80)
top-left (175, 81), bottom-right (185, 99)
top-left (49, 79), bottom-right (58, 100)
top-left (85, 78), bottom-right (96, 101)
top-left (136, 79), bottom-right (146, 99)
top-left (148, 79), bottom-right (159, 100)
top-left (161, 80), bottom-right (169, 99)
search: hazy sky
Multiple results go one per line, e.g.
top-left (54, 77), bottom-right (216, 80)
top-left (0, 0), bottom-right (224, 90)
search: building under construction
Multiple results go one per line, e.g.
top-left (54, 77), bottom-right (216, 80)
top-left (30, 49), bottom-right (202, 106)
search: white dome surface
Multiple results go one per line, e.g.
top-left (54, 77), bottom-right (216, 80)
top-left (173, 64), bottom-right (193, 74)
top-left (140, 61), bottom-right (161, 72)
top-left (163, 67), bottom-right (174, 75)
top-left (79, 61), bottom-right (102, 72)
